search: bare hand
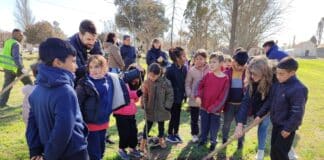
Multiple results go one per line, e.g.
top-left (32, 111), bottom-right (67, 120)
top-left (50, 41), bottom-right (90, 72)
top-left (281, 130), bottom-right (291, 138)
top-left (234, 124), bottom-right (244, 138)
top-left (157, 56), bottom-right (163, 63)
top-left (254, 116), bottom-right (262, 124)
top-left (195, 98), bottom-right (202, 107)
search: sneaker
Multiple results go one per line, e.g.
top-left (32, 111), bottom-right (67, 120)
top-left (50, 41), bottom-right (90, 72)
top-left (209, 143), bottom-right (216, 152)
top-left (118, 149), bottom-right (130, 160)
top-left (166, 135), bottom-right (178, 143)
top-left (255, 150), bottom-right (265, 160)
top-left (148, 137), bottom-right (160, 147)
top-left (129, 149), bottom-right (143, 158)
top-left (191, 135), bottom-right (199, 143)
top-left (174, 134), bottom-right (183, 143)
top-left (288, 149), bottom-right (298, 160)
top-left (222, 138), bottom-right (227, 144)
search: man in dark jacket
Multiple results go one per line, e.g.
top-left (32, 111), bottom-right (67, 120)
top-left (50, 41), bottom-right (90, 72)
top-left (26, 38), bottom-right (88, 160)
top-left (263, 40), bottom-right (288, 61)
top-left (255, 57), bottom-right (308, 160)
top-left (120, 35), bottom-right (137, 69)
top-left (68, 20), bottom-right (104, 81)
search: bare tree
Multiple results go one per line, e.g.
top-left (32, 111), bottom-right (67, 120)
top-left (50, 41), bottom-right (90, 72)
top-left (14, 0), bottom-right (35, 30)
top-left (229, 0), bottom-right (238, 53)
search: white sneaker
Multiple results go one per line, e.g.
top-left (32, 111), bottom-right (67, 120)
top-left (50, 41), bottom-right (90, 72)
top-left (192, 135), bottom-right (199, 143)
top-left (255, 150), bottom-right (264, 160)
top-left (288, 148), bottom-right (298, 160)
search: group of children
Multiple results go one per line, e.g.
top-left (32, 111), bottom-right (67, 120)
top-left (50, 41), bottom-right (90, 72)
top-left (24, 37), bottom-right (308, 160)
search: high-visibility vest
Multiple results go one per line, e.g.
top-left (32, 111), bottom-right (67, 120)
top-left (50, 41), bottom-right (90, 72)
top-left (0, 39), bottom-right (19, 73)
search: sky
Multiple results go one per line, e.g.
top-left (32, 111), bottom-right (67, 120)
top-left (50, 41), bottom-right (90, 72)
top-left (0, 0), bottom-right (323, 46)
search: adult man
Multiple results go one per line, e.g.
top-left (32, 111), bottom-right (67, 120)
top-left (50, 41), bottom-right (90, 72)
top-left (263, 40), bottom-right (288, 61)
top-left (120, 35), bottom-right (137, 69)
top-left (68, 20), bottom-right (104, 81)
top-left (0, 29), bottom-right (32, 107)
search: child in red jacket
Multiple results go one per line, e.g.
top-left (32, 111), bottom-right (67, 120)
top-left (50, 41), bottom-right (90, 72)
top-left (195, 53), bottom-right (230, 152)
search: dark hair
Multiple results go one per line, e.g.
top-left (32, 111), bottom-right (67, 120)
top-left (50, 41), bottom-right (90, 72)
top-left (262, 40), bottom-right (275, 48)
top-left (277, 56), bottom-right (298, 72)
top-left (169, 47), bottom-right (184, 62)
top-left (194, 49), bottom-right (207, 59)
top-left (12, 28), bottom-right (21, 34)
top-left (79, 20), bottom-right (97, 35)
top-left (151, 38), bottom-right (161, 49)
top-left (123, 35), bottom-right (130, 40)
top-left (148, 63), bottom-right (162, 75)
top-left (233, 51), bottom-right (249, 66)
top-left (39, 38), bottom-right (76, 66)
top-left (106, 32), bottom-right (115, 43)
top-left (209, 53), bottom-right (225, 62)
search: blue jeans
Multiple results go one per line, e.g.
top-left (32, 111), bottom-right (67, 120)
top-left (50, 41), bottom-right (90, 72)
top-left (222, 103), bottom-right (244, 144)
top-left (199, 109), bottom-right (221, 144)
top-left (257, 115), bottom-right (270, 150)
top-left (109, 68), bottom-right (121, 74)
top-left (88, 129), bottom-right (107, 160)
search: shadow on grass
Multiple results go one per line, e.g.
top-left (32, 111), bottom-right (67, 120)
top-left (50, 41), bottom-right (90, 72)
top-left (177, 141), bottom-right (210, 159)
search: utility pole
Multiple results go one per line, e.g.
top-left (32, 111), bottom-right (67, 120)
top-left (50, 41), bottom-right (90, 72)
top-left (170, 0), bottom-right (176, 48)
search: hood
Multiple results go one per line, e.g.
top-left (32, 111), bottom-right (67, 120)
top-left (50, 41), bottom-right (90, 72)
top-left (267, 44), bottom-right (279, 56)
top-left (36, 63), bottom-right (75, 88)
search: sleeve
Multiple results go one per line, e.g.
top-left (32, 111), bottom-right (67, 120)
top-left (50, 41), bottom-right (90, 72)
top-left (11, 43), bottom-right (23, 69)
top-left (209, 78), bottom-right (230, 113)
top-left (92, 40), bottom-right (104, 55)
top-left (164, 79), bottom-right (174, 109)
top-left (185, 70), bottom-right (193, 97)
top-left (161, 52), bottom-right (170, 66)
top-left (111, 47), bottom-right (125, 69)
top-left (237, 87), bottom-right (251, 124)
top-left (146, 51), bottom-right (155, 66)
top-left (283, 87), bottom-right (308, 132)
top-left (196, 74), bottom-right (207, 98)
top-left (75, 83), bottom-right (87, 113)
top-left (43, 92), bottom-right (78, 159)
top-left (256, 86), bottom-right (274, 117)
top-left (26, 97), bottom-right (44, 158)
top-left (142, 81), bottom-right (149, 108)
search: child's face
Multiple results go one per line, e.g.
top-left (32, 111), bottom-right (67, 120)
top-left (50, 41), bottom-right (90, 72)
top-left (232, 60), bottom-right (245, 71)
top-left (194, 55), bottom-right (206, 68)
top-left (223, 60), bottom-right (232, 69)
top-left (89, 61), bottom-right (105, 79)
top-left (209, 58), bottom-right (223, 72)
top-left (276, 68), bottom-right (295, 83)
top-left (148, 72), bottom-right (160, 82)
top-left (56, 56), bottom-right (77, 73)
top-left (153, 42), bottom-right (161, 49)
top-left (249, 69), bottom-right (262, 82)
top-left (177, 53), bottom-right (187, 66)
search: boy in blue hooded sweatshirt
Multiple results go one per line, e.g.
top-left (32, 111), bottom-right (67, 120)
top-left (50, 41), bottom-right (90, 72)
top-left (26, 38), bottom-right (89, 160)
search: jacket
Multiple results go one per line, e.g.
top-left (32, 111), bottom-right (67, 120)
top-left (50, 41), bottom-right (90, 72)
top-left (142, 77), bottom-right (174, 121)
top-left (165, 63), bottom-right (187, 104)
top-left (146, 48), bottom-right (169, 67)
top-left (26, 64), bottom-right (88, 160)
top-left (113, 85), bottom-right (139, 116)
top-left (120, 44), bottom-right (136, 69)
top-left (257, 76), bottom-right (308, 132)
top-left (105, 42), bottom-right (125, 70)
top-left (185, 65), bottom-right (209, 107)
top-left (266, 44), bottom-right (288, 61)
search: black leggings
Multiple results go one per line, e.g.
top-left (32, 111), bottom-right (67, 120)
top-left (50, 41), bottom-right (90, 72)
top-left (143, 121), bottom-right (165, 139)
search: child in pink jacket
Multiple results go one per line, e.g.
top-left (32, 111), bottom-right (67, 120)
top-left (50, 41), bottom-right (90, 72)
top-left (113, 66), bottom-right (145, 159)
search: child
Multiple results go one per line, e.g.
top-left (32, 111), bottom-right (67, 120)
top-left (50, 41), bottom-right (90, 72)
top-left (146, 38), bottom-right (170, 70)
top-left (255, 57), bottom-right (308, 160)
top-left (223, 54), bottom-right (232, 71)
top-left (222, 51), bottom-right (249, 149)
top-left (185, 49), bottom-right (209, 143)
top-left (26, 38), bottom-right (88, 160)
top-left (113, 65), bottom-right (145, 160)
top-left (76, 55), bottom-right (129, 160)
top-left (140, 63), bottom-right (174, 152)
top-left (165, 47), bottom-right (187, 143)
top-left (234, 56), bottom-right (273, 160)
top-left (22, 62), bottom-right (38, 124)
top-left (195, 53), bottom-right (230, 151)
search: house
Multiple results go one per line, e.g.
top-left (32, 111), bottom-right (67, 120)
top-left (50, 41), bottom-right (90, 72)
top-left (317, 44), bottom-right (324, 58)
top-left (291, 41), bottom-right (317, 57)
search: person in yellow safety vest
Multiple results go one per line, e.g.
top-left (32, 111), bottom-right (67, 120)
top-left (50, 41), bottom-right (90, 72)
top-left (0, 29), bottom-right (32, 107)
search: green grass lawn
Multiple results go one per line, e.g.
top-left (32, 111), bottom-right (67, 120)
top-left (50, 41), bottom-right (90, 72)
top-left (0, 56), bottom-right (323, 160)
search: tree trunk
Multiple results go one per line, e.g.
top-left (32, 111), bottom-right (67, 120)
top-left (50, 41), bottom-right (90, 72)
top-left (229, 0), bottom-right (239, 54)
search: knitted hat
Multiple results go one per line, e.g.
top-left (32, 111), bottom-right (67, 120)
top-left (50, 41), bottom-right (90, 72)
top-left (39, 38), bottom-right (76, 64)
top-left (233, 51), bottom-right (248, 66)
